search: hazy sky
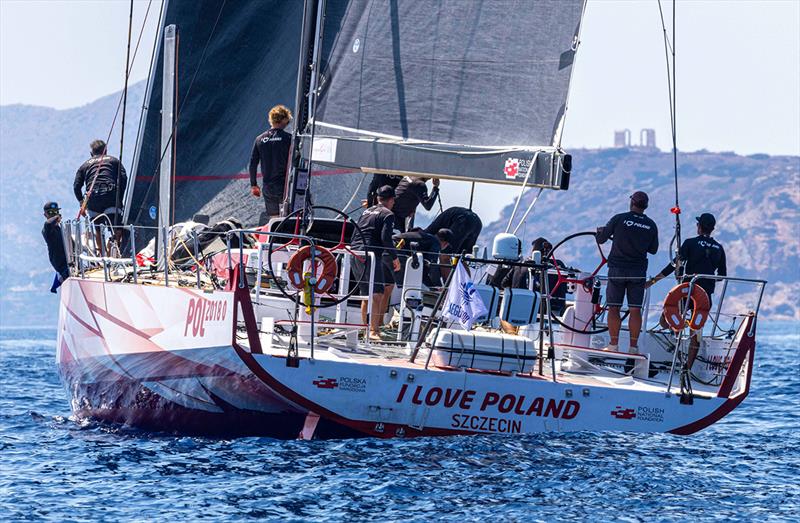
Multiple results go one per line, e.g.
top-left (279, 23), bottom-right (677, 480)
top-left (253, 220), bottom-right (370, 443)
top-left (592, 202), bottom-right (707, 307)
top-left (1, 0), bottom-right (799, 223)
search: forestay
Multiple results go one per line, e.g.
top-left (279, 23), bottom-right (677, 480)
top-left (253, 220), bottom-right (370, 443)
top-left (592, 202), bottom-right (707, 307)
top-left (307, 0), bottom-right (586, 187)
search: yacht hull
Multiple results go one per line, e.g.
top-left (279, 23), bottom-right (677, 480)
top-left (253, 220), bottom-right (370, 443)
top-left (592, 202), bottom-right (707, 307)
top-left (56, 278), bottom-right (756, 439)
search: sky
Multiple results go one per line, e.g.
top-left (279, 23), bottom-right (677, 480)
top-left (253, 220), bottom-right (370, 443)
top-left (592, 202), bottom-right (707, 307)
top-left (1, 0), bottom-right (799, 224)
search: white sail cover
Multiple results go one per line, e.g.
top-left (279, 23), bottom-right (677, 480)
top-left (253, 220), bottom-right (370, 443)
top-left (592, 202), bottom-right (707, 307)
top-left (309, 0), bottom-right (586, 186)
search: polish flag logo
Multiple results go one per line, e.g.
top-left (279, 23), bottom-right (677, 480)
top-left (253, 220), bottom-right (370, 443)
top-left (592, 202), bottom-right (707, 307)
top-left (504, 158), bottom-right (519, 179)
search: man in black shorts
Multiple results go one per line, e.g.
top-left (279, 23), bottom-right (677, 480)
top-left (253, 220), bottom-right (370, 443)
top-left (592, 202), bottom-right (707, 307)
top-left (249, 105), bottom-right (292, 218)
top-left (351, 185), bottom-right (401, 340)
top-left (647, 212), bottom-right (726, 369)
top-left (596, 191), bottom-right (659, 353)
top-left (42, 202), bottom-right (70, 293)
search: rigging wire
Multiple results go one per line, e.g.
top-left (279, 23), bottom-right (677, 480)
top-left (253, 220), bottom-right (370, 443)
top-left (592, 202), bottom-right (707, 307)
top-left (657, 0), bottom-right (682, 275)
top-left (116, 0), bottom-right (135, 222)
top-left (76, 0), bottom-right (155, 219)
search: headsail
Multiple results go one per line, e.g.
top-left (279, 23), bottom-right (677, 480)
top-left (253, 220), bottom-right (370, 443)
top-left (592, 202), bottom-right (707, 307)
top-left (306, 0), bottom-right (586, 188)
top-left (125, 0), bottom-right (305, 227)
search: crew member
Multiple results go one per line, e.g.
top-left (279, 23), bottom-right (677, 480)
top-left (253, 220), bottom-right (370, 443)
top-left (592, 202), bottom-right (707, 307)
top-left (393, 227), bottom-right (452, 287)
top-left (424, 206), bottom-right (483, 255)
top-left (596, 191), bottom-right (659, 354)
top-left (42, 202), bottom-right (69, 293)
top-left (249, 105), bottom-right (292, 218)
top-left (350, 185), bottom-right (401, 340)
top-left (366, 173), bottom-right (402, 207)
top-left (73, 139), bottom-right (127, 227)
top-left (391, 176), bottom-right (440, 232)
top-left (647, 212), bottom-right (726, 369)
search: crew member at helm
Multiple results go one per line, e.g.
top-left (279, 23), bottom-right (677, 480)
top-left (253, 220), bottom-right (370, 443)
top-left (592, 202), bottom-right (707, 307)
top-left (249, 105), bottom-right (292, 218)
top-left (647, 212), bottom-right (727, 370)
top-left (351, 185), bottom-right (401, 340)
top-left (42, 202), bottom-right (69, 293)
top-left (596, 191), bottom-right (659, 354)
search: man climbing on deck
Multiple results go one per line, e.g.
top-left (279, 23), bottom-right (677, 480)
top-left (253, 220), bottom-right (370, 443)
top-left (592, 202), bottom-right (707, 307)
top-left (249, 104), bottom-right (292, 219)
top-left (646, 212), bottom-right (727, 370)
top-left (351, 185), bottom-right (401, 340)
top-left (391, 176), bottom-right (440, 232)
top-left (424, 206), bottom-right (483, 256)
top-left (596, 191), bottom-right (659, 354)
top-left (393, 227), bottom-right (452, 287)
top-left (74, 139), bottom-right (127, 229)
top-left (42, 202), bottom-right (69, 293)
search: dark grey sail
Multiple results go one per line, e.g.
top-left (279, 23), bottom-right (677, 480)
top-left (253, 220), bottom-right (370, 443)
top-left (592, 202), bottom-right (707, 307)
top-left (125, 0), bottom-right (307, 227)
top-left (306, 0), bottom-right (585, 188)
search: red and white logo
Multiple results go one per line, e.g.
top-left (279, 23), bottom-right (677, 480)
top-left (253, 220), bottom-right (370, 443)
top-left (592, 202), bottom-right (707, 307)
top-left (312, 377), bottom-right (339, 389)
top-left (610, 407), bottom-right (636, 420)
top-left (504, 158), bottom-right (519, 179)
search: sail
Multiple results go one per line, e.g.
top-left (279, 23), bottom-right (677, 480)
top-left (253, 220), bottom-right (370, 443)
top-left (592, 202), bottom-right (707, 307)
top-left (307, 0), bottom-right (585, 188)
top-left (125, 0), bottom-right (309, 227)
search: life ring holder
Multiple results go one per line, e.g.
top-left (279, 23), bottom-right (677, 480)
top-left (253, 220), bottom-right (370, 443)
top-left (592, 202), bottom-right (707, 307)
top-left (266, 206), bottom-right (368, 307)
top-left (545, 231), bottom-right (629, 335)
top-left (663, 282), bottom-right (711, 332)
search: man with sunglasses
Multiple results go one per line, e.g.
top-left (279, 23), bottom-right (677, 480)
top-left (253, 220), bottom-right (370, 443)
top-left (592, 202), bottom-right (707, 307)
top-left (42, 202), bottom-right (69, 293)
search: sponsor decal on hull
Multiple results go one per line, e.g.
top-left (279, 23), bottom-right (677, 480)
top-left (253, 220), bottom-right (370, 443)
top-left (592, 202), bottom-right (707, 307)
top-left (312, 376), bottom-right (367, 392)
top-left (396, 384), bottom-right (580, 434)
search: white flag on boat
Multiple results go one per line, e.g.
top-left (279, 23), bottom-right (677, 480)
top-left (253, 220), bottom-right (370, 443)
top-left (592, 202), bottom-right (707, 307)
top-left (442, 263), bottom-right (488, 330)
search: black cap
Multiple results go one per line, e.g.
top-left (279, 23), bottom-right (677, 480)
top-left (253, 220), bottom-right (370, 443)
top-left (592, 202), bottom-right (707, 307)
top-left (696, 213), bottom-right (716, 229)
top-left (44, 201), bottom-right (60, 212)
top-left (630, 191), bottom-right (649, 209)
top-left (377, 185), bottom-right (396, 199)
top-left (436, 228), bottom-right (454, 245)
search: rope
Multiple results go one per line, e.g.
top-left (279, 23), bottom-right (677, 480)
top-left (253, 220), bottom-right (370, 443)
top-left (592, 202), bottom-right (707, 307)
top-left (657, 0), bottom-right (682, 277)
top-left (116, 0), bottom-right (135, 223)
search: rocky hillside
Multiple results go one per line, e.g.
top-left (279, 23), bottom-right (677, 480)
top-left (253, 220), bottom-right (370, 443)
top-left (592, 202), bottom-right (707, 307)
top-left (1, 87), bottom-right (798, 325)
top-left (481, 148), bottom-right (800, 319)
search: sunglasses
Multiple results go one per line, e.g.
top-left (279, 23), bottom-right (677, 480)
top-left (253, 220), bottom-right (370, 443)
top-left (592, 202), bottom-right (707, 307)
top-left (45, 209), bottom-right (61, 217)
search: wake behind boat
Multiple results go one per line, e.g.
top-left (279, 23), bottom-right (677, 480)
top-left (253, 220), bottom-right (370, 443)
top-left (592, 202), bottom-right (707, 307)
top-left (54, 0), bottom-right (766, 439)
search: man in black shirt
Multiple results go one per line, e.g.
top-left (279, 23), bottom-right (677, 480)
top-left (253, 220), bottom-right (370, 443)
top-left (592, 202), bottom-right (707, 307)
top-left (366, 173), bottom-right (402, 207)
top-left (647, 212), bottom-right (727, 369)
top-left (41, 202), bottom-right (69, 293)
top-left (391, 177), bottom-right (440, 232)
top-left (74, 139), bottom-right (127, 226)
top-left (424, 206), bottom-right (483, 255)
top-left (393, 227), bottom-right (452, 287)
top-left (249, 105), bottom-right (292, 218)
top-left (596, 191), bottom-right (659, 354)
top-left (351, 185), bottom-right (401, 340)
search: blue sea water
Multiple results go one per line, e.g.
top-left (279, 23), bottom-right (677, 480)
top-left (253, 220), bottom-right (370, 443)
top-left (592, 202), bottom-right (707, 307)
top-left (1, 323), bottom-right (798, 522)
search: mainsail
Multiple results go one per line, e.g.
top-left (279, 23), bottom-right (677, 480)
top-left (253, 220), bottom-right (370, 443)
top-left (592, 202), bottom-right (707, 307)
top-left (305, 0), bottom-right (586, 188)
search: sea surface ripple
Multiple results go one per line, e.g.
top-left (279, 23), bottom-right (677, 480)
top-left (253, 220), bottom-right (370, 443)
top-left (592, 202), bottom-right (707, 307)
top-left (1, 322), bottom-right (798, 522)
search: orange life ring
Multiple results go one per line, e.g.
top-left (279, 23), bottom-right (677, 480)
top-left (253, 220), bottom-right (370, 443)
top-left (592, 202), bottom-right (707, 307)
top-left (286, 245), bottom-right (338, 294)
top-left (663, 282), bottom-right (711, 332)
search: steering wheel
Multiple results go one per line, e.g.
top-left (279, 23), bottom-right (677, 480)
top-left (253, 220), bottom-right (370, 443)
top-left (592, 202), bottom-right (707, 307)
top-left (266, 205), bottom-right (368, 308)
top-left (545, 231), bottom-right (629, 334)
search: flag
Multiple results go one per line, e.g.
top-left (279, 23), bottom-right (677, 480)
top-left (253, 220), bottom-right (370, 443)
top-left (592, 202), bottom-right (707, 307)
top-left (442, 263), bottom-right (488, 330)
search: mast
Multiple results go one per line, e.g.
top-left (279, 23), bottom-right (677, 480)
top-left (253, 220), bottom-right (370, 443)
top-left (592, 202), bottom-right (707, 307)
top-left (157, 24), bottom-right (178, 268)
top-left (285, 0), bottom-right (321, 216)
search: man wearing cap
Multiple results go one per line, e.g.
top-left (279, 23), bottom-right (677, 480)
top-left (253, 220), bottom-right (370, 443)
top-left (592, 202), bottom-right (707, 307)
top-left (42, 202), bottom-right (70, 293)
top-left (351, 185), bottom-right (401, 340)
top-left (596, 191), bottom-right (659, 354)
top-left (647, 212), bottom-right (727, 369)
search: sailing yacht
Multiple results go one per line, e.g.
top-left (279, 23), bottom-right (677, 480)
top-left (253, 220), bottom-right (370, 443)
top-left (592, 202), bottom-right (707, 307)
top-left (56, 0), bottom-right (766, 439)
